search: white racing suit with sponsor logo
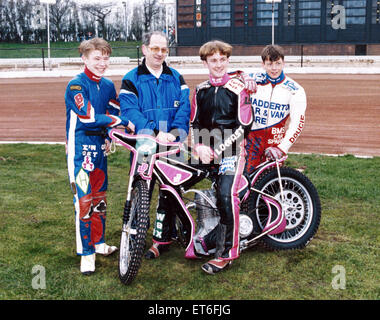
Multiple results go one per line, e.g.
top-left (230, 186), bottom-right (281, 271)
top-left (245, 71), bottom-right (307, 174)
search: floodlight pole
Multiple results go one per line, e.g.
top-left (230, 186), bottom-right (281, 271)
top-left (266, 0), bottom-right (281, 45)
top-left (122, 1), bottom-right (128, 42)
top-left (271, 0), bottom-right (274, 45)
top-left (46, 2), bottom-right (51, 70)
top-left (166, 5), bottom-right (169, 39)
top-left (160, 0), bottom-right (174, 41)
top-left (41, 0), bottom-right (55, 70)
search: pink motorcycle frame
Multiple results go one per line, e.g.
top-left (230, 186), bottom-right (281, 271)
top-left (109, 128), bottom-right (200, 259)
top-left (109, 128), bottom-right (287, 257)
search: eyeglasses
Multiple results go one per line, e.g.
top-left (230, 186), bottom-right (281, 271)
top-left (148, 46), bottom-right (169, 54)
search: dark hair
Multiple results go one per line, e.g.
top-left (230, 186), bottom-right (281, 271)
top-left (261, 45), bottom-right (285, 62)
top-left (142, 31), bottom-right (168, 46)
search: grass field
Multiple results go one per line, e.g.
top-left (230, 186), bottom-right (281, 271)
top-left (0, 41), bottom-right (142, 59)
top-left (0, 143), bottom-right (379, 301)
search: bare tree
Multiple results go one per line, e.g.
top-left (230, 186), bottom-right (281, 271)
top-left (0, 0), bottom-right (11, 41)
top-left (17, 0), bottom-right (38, 42)
top-left (0, 0), bottom-right (148, 43)
top-left (62, 2), bottom-right (81, 42)
top-left (2, 0), bottom-right (19, 42)
top-left (143, 0), bottom-right (160, 33)
top-left (129, 4), bottom-right (143, 40)
top-left (81, 2), bottom-right (113, 39)
top-left (49, 0), bottom-right (72, 41)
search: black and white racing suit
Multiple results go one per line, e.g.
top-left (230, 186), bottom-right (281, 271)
top-left (190, 73), bottom-right (253, 261)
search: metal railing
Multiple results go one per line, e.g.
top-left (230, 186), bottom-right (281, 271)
top-left (0, 45), bottom-right (142, 70)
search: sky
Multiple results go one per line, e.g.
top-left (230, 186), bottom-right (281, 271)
top-left (73, 0), bottom-right (139, 4)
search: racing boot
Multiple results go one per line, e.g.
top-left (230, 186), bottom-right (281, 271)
top-left (144, 242), bottom-right (170, 259)
top-left (95, 243), bottom-right (118, 256)
top-left (201, 258), bottom-right (232, 275)
top-left (201, 223), bottom-right (235, 275)
top-left (145, 195), bottom-right (175, 259)
top-left (80, 253), bottom-right (96, 275)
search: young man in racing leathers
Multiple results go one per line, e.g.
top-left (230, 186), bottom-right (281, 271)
top-left (245, 44), bottom-right (307, 173)
top-left (119, 31), bottom-right (191, 259)
top-left (65, 38), bottom-right (134, 275)
top-left (191, 40), bottom-right (253, 274)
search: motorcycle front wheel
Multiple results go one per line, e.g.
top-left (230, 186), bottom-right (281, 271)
top-left (119, 179), bottom-right (150, 285)
top-left (248, 167), bottom-right (321, 250)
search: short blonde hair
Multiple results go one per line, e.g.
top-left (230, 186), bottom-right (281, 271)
top-left (78, 37), bottom-right (112, 57)
top-left (199, 40), bottom-right (232, 61)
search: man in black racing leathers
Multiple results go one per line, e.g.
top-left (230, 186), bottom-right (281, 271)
top-left (190, 40), bottom-right (253, 274)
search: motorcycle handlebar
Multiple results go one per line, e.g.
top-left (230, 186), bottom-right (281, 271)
top-left (110, 127), bottom-right (185, 147)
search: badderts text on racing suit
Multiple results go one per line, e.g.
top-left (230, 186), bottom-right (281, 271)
top-left (65, 67), bottom-right (128, 256)
top-left (191, 73), bottom-right (253, 261)
top-left (119, 59), bottom-right (191, 245)
top-left (245, 71), bottom-right (307, 173)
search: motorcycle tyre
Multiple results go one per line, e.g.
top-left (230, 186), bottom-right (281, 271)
top-left (249, 167), bottom-right (321, 251)
top-left (119, 179), bottom-right (150, 285)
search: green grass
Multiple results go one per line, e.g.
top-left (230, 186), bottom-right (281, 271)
top-left (0, 144), bottom-right (379, 300)
top-left (0, 41), bottom-right (142, 59)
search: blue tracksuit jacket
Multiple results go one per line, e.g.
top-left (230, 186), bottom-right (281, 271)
top-left (119, 59), bottom-right (190, 141)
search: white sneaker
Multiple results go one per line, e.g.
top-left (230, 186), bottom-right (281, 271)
top-left (95, 243), bottom-right (118, 256)
top-left (80, 253), bottom-right (96, 275)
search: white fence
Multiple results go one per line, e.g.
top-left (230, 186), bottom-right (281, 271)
top-left (1, 55), bottom-right (380, 77)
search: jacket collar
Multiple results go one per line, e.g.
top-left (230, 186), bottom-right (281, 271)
top-left (84, 66), bottom-right (102, 83)
top-left (209, 73), bottom-right (230, 87)
top-left (138, 58), bottom-right (173, 77)
top-left (265, 71), bottom-right (285, 85)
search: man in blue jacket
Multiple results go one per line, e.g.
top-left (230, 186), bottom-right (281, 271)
top-left (119, 31), bottom-right (191, 258)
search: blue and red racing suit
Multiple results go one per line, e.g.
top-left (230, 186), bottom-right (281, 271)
top-left (191, 73), bottom-right (253, 261)
top-left (245, 71), bottom-right (307, 173)
top-left (65, 67), bottom-right (128, 256)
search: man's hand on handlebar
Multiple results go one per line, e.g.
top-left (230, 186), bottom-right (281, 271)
top-left (194, 144), bottom-right (215, 164)
top-left (156, 131), bottom-right (176, 143)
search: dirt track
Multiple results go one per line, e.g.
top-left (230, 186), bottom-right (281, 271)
top-left (0, 73), bottom-right (379, 157)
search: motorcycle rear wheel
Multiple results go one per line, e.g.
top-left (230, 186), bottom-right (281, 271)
top-left (119, 179), bottom-right (150, 285)
top-left (248, 167), bottom-right (321, 250)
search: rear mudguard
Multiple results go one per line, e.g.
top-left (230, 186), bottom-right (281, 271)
top-left (262, 196), bottom-right (286, 235)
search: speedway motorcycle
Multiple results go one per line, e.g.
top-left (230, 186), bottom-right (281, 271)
top-left (109, 128), bottom-right (321, 285)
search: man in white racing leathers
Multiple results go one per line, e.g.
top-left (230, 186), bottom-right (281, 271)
top-left (245, 44), bottom-right (307, 173)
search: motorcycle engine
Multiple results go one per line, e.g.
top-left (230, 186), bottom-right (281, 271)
top-left (194, 189), bottom-right (219, 238)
